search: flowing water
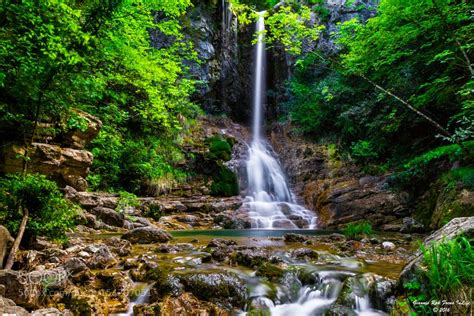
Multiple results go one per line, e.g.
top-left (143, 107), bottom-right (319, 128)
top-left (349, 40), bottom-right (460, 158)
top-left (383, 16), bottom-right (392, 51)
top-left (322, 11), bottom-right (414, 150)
top-left (245, 12), bottom-right (317, 229)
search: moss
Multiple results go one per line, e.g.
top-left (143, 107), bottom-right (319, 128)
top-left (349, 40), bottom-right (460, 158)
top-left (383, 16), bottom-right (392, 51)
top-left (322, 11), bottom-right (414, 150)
top-left (207, 135), bottom-right (233, 161)
top-left (210, 165), bottom-right (239, 197)
top-left (255, 263), bottom-right (284, 281)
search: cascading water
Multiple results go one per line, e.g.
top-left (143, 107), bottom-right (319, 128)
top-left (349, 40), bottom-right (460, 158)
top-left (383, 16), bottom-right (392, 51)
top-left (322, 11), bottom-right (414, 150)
top-left (245, 12), bottom-right (317, 229)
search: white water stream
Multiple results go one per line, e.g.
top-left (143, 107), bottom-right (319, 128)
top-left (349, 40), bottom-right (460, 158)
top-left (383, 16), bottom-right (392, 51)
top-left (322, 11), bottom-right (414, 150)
top-left (245, 12), bottom-right (317, 229)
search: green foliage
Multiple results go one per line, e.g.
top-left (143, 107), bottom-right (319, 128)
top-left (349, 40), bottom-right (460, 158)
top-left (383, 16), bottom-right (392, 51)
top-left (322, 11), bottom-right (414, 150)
top-left (210, 165), bottom-right (239, 197)
top-left (420, 237), bottom-right (474, 297)
top-left (285, 0), bottom-right (473, 178)
top-left (208, 136), bottom-right (233, 161)
top-left (0, 174), bottom-right (76, 240)
top-left (342, 221), bottom-right (373, 240)
top-left (396, 141), bottom-right (474, 187)
top-left (0, 0), bottom-right (199, 194)
top-left (404, 236), bottom-right (474, 313)
top-left (116, 191), bottom-right (140, 213)
top-left (266, 5), bottom-right (324, 55)
top-left (351, 140), bottom-right (378, 162)
top-left (449, 167), bottom-right (474, 190)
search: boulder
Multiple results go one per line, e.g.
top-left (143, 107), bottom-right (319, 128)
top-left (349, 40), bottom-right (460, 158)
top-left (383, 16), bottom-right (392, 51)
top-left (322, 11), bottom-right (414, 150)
top-left (177, 271), bottom-right (246, 309)
top-left (89, 207), bottom-right (125, 227)
top-left (122, 227), bottom-right (172, 244)
top-left (160, 292), bottom-right (228, 315)
top-left (283, 233), bottom-right (308, 243)
top-left (0, 296), bottom-right (29, 316)
top-left (61, 109), bottom-right (102, 149)
top-left (103, 237), bottom-right (132, 256)
top-left (0, 270), bottom-right (41, 308)
top-left (31, 308), bottom-right (73, 316)
top-left (232, 248), bottom-right (272, 268)
top-left (64, 187), bottom-right (118, 209)
top-left (0, 225), bottom-right (13, 269)
top-left (84, 244), bottom-right (117, 269)
top-left (63, 257), bottom-right (88, 274)
top-left (1, 143), bottom-right (93, 191)
top-left (150, 275), bottom-right (184, 301)
top-left (289, 248), bottom-right (319, 260)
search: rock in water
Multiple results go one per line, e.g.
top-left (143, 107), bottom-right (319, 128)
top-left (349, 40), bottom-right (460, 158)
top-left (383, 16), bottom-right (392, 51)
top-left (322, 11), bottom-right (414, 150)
top-left (89, 207), bottom-right (125, 227)
top-left (121, 227), bottom-right (172, 244)
top-left (177, 271), bottom-right (247, 309)
top-left (0, 225), bottom-right (13, 269)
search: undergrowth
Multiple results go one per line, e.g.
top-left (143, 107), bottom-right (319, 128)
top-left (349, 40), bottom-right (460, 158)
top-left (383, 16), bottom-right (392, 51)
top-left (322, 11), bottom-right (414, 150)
top-left (342, 221), bottom-right (373, 240)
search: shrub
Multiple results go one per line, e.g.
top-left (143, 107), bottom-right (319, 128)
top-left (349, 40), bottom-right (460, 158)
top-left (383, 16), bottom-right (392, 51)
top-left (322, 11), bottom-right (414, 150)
top-left (420, 236), bottom-right (474, 298)
top-left (116, 191), bottom-right (140, 213)
top-left (404, 237), bottom-right (474, 314)
top-left (207, 136), bottom-right (233, 161)
top-left (351, 140), bottom-right (379, 162)
top-left (210, 165), bottom-right (239, 197)
top-left (342, 221), bottom-right (373, 239)
top-left (0, 174), bottom-right (77, 241)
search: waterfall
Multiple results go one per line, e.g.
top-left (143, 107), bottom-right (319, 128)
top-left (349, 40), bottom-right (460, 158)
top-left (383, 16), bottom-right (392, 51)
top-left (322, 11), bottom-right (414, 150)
top-left (245, 13), bottom-right (317, 229)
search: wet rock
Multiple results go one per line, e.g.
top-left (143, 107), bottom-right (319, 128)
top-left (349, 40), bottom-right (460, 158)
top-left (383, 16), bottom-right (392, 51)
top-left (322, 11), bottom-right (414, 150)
top-left (283, 233), bottom-right (308, 243)
top-left (289, 248), bottom-right (319, 260)
top-left (0, 270), bottom-right (41, 308)
top-left (279, 271), bottom-right (303, 302)
top-left (89, 207), bottom-right (125, 227)
top-left (232, 248), bottom-right (270, 268)
top-left (103, 237), bottom-right (132, 256)
top-left (85, 244), bottom-right (117, 269)
top-left (0, 296), bottom-right (29, 316)
top-left (176, 214), bottom-right (199, 224)
top-left (122, 227), bottom-right (172, 244)
top-left (159, 293), bottom-right (227, 315)
top-left (63, 257), bottom-right (88, 274)
top-left (132, 302), bottom-right (161, 315)
top-left (214, 213), bottom-right (251, 229)
top-left (150, 275), bottom-right (184, 301)
top-left (66, 286), bottom-right (109, 315)
top-left (255, 263), bottom-right (284, 281)
top-left (325, 304), bottom-right (357, 316)
top-left (0, 226), bottom-right (14, 269)
top-left (382, 241), bottom-right (396, 250)
top-left (207, 238), bottom-right (237, 248)
top-left (177, 271), bottom-right (246, 309)
top-left (31, 308), bottom-right (73, 316)
top-left (400, 217), bottom-right (424, 233)
top-left (270, 126), bottom-right (409, 228)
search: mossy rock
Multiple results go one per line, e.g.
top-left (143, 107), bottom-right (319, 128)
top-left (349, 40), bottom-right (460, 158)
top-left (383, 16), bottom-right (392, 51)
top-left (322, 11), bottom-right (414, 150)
top-left (176, 271), bottom-right (247, 309)
top-left (255, 263), bottom-right (284, 281)
top-left (207, 135), bottom-right (233, 161)
top-left (210, 165), bottom-right (239, 197)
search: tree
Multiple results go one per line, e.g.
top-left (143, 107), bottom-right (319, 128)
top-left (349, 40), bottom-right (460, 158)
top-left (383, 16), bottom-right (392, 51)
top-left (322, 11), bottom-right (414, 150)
top-left (0, 174), bottom-right (76, 270)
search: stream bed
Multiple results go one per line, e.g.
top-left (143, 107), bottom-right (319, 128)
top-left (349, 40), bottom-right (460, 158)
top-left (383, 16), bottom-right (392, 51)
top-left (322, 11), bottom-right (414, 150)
top-left (87, 229), bottom-right (414, 315)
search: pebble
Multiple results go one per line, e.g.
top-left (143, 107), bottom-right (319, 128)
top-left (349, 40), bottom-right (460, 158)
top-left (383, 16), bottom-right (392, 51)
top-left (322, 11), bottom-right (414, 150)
top-left (382, 241), bottom-right (396, 250)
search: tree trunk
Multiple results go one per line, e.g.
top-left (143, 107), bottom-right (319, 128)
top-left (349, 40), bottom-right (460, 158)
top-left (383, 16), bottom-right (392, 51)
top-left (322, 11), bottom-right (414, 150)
top-left (4, 208), bottom-right (29, 270)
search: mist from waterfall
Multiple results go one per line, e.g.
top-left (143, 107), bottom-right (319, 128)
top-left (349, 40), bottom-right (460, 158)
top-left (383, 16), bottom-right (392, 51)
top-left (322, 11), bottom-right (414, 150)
top-left (245, 13), bottom-right (317, 229)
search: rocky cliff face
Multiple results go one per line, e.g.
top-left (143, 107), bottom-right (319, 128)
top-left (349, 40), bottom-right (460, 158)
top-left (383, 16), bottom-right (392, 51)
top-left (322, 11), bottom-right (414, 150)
top-left (149, 0), bottom-right (253, 122)
top-left (270, 123), bottom-right (412, 229)
top-left (0, 111), bottom-right (102, 191)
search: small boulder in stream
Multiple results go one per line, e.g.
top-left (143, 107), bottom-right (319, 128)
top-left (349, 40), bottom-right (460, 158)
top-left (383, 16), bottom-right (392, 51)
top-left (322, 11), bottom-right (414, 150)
top-left (177, 271), bottom-right (247, 309)
top-left (121, 226), bottom-right (172, 244)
